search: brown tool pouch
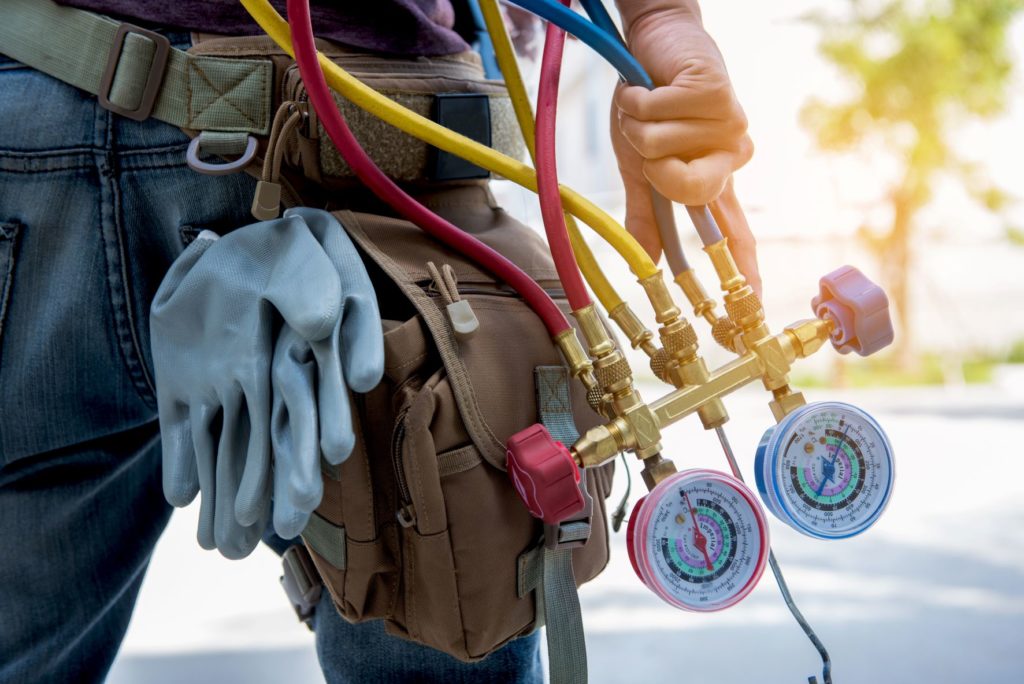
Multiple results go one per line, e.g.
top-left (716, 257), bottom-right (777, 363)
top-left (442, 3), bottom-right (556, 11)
top-left (302, 186), bottom-right (614, 661)
top-left (182, 37), bottom-right (612, 662)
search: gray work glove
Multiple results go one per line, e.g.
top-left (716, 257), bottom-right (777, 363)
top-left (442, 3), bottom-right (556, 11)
top-left (269, 208), bottom-right (384, 539)
top-left (151, 209), bottom-right (370, 558)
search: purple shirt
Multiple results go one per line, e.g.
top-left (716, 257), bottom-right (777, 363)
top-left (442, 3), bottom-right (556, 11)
top-left (56, 0), bottom-right (471, 56)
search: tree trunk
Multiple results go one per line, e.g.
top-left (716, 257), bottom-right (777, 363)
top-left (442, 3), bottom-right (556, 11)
top-left (881, 179), bottom-right (921, 370)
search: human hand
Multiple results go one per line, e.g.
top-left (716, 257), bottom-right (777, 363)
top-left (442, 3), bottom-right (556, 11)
top-left (609, 8), bottom-right (760, 295)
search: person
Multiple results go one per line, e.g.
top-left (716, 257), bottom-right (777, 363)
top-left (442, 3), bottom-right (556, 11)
top-left (0, 1), bottom-right (756, 682)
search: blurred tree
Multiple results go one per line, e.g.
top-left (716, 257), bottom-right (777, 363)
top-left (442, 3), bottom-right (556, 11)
top-left (802, 0), bottom-right (1022, 362)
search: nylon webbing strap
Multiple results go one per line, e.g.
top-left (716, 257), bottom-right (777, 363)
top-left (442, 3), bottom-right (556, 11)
top-left (301, 512), bottom-right (347, 570)
top-left (536, 366), bottom-right (581, 446)
top-left (535, 366), bottom-right (588, 684)
top-left (0, 0), bottom-right (272, 134)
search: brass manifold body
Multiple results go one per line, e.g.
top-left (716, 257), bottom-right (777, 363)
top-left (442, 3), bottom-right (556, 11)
top-left (570, 238), bottom-right (838, 482)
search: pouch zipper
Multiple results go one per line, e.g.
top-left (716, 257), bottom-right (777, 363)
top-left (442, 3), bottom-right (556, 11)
top-left (420, 281), bottom-right (566, 301)
top-left (391, 406), bottom-right (417, 528)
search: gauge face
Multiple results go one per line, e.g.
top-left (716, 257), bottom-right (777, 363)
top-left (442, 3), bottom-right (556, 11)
top-left (627, 469), bottom-right (769, 612)
top-left (755, 401), bottom-right (894, 539)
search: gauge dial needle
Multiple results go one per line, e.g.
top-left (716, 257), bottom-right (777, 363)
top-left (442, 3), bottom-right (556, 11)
top-left (683, 491), bottom-right (713, 571)
top-left (816, 424), bottom-right (850, 497)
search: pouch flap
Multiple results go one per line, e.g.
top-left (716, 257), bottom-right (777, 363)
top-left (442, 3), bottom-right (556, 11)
top-left (334, 202), bottom-right (602, 470)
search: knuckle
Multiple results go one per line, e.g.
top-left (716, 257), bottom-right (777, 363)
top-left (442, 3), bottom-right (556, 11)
top-left (736, 135), bottom-right (755, 164)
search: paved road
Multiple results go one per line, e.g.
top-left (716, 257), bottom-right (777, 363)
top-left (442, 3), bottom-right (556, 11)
top-left (109, 376), bottom-right (1024, 683)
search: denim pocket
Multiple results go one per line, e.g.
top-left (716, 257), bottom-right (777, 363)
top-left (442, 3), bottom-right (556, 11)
top-left (0, 220), bottom-right (22, 356)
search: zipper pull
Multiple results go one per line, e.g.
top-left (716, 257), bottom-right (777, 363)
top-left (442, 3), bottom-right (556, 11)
top-left (427, 261), bottom-right (478, 341)
top-left (251, 101), bottom-right (305, 220)
top-left (396, 503), bottom-right (418, 528)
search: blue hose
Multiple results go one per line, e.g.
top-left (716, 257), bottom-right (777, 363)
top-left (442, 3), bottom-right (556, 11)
top-left (506, 0), bottom-right (653, 88)
top-left (510, 0), bottom-right (724, 265)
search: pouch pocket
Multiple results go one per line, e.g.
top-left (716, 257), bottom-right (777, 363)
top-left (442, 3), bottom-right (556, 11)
top-left (390, 365), bottom-right (613, 661)
top-left (389, 369), bottom-right (538, 660)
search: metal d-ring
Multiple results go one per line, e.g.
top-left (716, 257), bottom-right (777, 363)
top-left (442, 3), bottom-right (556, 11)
top-left (186, 134), bottom-right (258, 176)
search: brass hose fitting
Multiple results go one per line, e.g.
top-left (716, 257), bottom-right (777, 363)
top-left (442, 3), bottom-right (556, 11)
top-left (640, 453), bottom-right (678, 490)
top-left (674, 268), bottom-right (717, 324)
top-left (676, 268), bottom-right (741, 353)
top-left (554, 328), bottom-right (596, 390)
top-left (608, 302), bottom-right (658, 357)
top-left (711, 315), bottom-right (741, 353)
top-left (638, 271), bottom-right (729, 429)
top-left (574, 305), bottom-right (664, 459)
top-left (705, 239), bottom-right (770, 348)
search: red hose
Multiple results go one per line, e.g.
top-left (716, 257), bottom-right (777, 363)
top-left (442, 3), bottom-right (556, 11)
top-left (535, 0), bottom-right (591, 311)
top-left (285, 0), bottom-right (571, 336)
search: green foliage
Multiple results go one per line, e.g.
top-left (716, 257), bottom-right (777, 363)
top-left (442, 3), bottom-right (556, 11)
top-left (801, 0), bottom-right (1022, 362)
top-left (803, 0), bottom-right (1022, 157)
top-left (1006, 225), bottom-right (1024, 245)
top-left (1007, 338), bottom-right (1024, 363)
top-left (792, 352), bottom-right (996, 388)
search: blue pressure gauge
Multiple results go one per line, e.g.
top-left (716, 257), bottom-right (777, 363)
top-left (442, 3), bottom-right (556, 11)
top-left (755, 401), bottom-right (894, 540)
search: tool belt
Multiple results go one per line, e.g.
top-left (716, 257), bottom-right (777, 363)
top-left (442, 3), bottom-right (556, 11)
top-left (0, 0), bottom-right (523, 187)
top-left (0, 0), bottom-right (613, 665)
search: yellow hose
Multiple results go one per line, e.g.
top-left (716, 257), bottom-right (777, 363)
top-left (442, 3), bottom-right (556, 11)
top-left (239, 0), bottom-right (658, 280)
top-left (477, 0), bottom-right (623, 312)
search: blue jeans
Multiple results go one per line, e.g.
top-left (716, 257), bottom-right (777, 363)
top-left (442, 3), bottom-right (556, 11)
top-left (0, 38), bottom-right (541, 684)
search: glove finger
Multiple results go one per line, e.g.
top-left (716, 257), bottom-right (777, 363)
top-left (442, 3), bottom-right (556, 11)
top-left (191, 400), bottom-right (220, 551)
top-left (263, 216), bottom-right (343, 342)
top-left (214, 389), bottom-right (263, 559)
top-left (150, 231), bottom-right (220, 316)
top-left (272, 333), bottom-right (323, 523)
top-left (311, 333), bottom-right (356, 466)
top-left (159, 400), bottom-right (199, 507)
top-left (235, 377), bottom-right (273, 527)
top-left (283, 207), bottom-right (382, 393)
top-left (340, 293), bottom-right (384, 393)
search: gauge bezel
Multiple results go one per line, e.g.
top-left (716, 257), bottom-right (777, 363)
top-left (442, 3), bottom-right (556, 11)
top-left (627, 469), bottom-right (770, 612)
top-left (756, 401), bottom-right (894, 540)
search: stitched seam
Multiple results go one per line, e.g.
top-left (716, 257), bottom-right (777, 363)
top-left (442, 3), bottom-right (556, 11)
top-left (0, 220), bottom-right (22, 366)
top-left (189, 62), bottom-right (261, 128)
top-left (409, 412), bottom-right (431, 533)
top-left (111, 163), bottom-right (158, 404)
top-left (387, 349), bottom-right (429, 374)
top-left (0, 143), bottom-right (189, 159)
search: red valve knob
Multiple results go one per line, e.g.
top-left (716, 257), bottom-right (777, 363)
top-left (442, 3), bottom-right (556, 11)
top-left (506, 423), bottom-right (585, 525)
top-left (812, 265), bottom-right (894, 356)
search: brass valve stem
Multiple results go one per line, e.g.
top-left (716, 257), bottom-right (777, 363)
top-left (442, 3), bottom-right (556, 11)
top-left (607, 302), bottom-right (658, 358)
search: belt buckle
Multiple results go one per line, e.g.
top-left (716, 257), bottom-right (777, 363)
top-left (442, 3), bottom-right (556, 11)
top-left (544, 470), bottom-right (594, 551)
top-left (280, 544), bottom-right (323, 630)
top-left (98, 23), bottom-right (171, 122)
